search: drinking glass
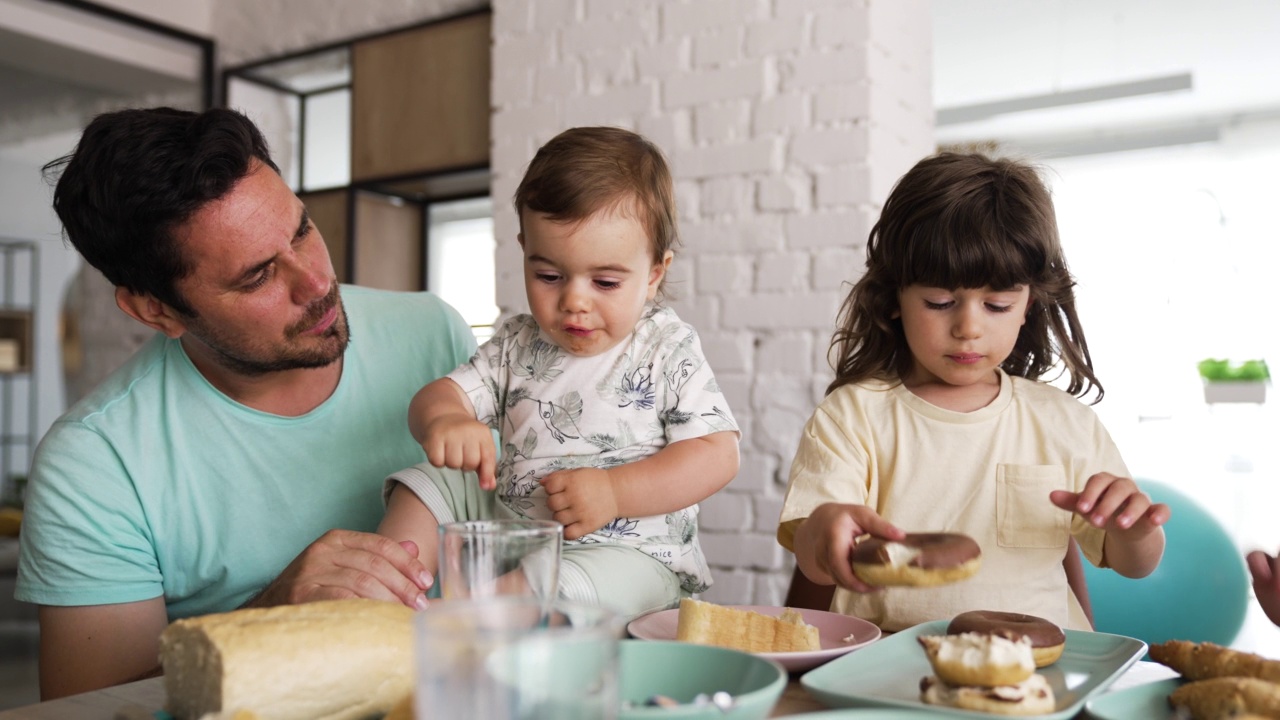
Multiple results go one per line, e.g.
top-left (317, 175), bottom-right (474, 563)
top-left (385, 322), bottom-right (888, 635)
top-left (414, 597), bottom-right (622, 719)
top-left (437, 519), bottom-right (562, 606)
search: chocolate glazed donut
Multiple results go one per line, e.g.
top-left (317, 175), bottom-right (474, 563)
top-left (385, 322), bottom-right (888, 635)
top-left (948, 610), bottom-right (1066, 667)
top-left (848, 532), bottom-right (982, 587)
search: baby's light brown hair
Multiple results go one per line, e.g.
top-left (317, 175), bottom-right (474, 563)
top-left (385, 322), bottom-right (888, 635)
top-left (514, 126), bottom-right (678, 299)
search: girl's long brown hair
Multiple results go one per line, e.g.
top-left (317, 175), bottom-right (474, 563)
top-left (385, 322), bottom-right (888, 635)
top-left (828, 152), bottom-right (1102, 402)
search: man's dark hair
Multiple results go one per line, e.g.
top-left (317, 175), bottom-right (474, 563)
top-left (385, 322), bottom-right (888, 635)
top-left (44, 107), bottom-right (279, 315)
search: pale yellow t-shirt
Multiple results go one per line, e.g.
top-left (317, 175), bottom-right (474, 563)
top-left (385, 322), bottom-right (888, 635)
top-left (778, 370), bottom-right (1122, 632)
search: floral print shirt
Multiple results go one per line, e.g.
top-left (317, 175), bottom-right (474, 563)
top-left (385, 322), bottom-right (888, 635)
top-left (448, 305), bottom-right (738, 593)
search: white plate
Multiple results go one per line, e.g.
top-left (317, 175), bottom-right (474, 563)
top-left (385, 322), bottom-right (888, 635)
top-left (626, 605), bottom-right (881, 672)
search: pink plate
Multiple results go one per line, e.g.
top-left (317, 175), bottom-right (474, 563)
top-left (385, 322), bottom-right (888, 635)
top-left (626, 604), bottom-right (881, 672)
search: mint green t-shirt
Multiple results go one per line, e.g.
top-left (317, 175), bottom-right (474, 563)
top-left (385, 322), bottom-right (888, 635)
top-left (15, 286), bottom-right (476, 620)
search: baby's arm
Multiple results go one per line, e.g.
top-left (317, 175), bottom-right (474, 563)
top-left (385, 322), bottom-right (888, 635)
top-left (1049, 472), bottom-right (1170, 578)
top-left (540, 430), bottom-right (739, 540)
top-left (791, 503), bottom-right (905, 593)
top-left (408, 378), bottom-right (497, 490)
top-left (376, 483), bottom-right (442, 588)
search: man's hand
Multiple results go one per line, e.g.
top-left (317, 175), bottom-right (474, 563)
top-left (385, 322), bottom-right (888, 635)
top-left (422, 414), bottom-right (498, 490)
top-left (793, 503), bottom-right (905, 593)
top-left (247, 529), bottom-right (431, 610)
top-left (541, 467), bottom-right (619, 540)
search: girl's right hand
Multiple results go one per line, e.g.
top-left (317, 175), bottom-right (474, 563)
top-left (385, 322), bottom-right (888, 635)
top-left (794, 503), bottom-right (905, 593)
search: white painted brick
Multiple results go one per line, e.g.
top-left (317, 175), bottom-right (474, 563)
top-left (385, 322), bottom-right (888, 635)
top-left (668, 294), bottom-right (721, 332)
top-left (533, 0), bottom-right (580, 31)
top-left (812, 247), bottom-right (864, 290)
top-left (745, 15), bottom-right (806, 57)
top-left (673, 177), bottom-right (701, 221)
top-left (493, 0), bottom-right (532, 35)
top-left (694, 101), bottom-right (751, 144)
top-left (754, 494), bottom-right (784, 533)
top-left (696, 253), bottom-right (753, 294)
top-left (815, 163), bottom-right (873, 207)
top-left (757, 174), bottom-right (810, 212)
top-left (813, 8), bottom-right (869, 48)
top-left (814, 83), bottom-right (871, 122)
top-left (699, 491), bottom-right (752, 531)
top-left (491, 138), bottom-right (537, 180)
top-left (694, 28), bottom-right (744, 68)
top-left (790, 126), bottom-right (869, 167)
top-left (699, 331), bottom-right (754, 373)
top-left (492, 64), bottom-right (536, 107)
top-left (562, 15), bottom-right (657, 57)
top-left (753, 252), bottom-right (809, 292)
top-left (809, 371), bottom-right (832, 402)
top-left (664, 255), bottom-right (694, 301)
top-left (564, 83), bottom-right (656, 125)
top-left (493, 34), bottom-right (557, 73)
top-left (583, 46), bottom-right (637, 91)
top-left (730, 450), bottom-right (779, 494)
top-left (776, 0), bottom-right (856, 17)
top-left (585, 0), bottom-right (654, 20)
top-left (753, 405), bottom-right (809, 460)
top-left (492, 103), bottom-right (563, 148)
top-left (722, 291), bottom-right (843, 329)
top-left (785, 209), bottom-right (872, 250)
top-left (636, 38), bottom-right (691, 78)
top-left (756, 569), bottom-right (792, 605)
top-left (661, 0), bottom-right (765, 40)
top-left (714, 373), bottom-right (751, 423)
top-left (680, 215), bottom-right (784, 253)
top-left (670, 137), bottom-right (779, 179)
top-left (639, 112), bottom-right (694, 156)
top-left (755, 330), bottom-right (814, 372)
top-left (780, 47), bottom-right (870, 91)
top-left (535, 63), bottom-right (581, 98)
top-left (663, 61), bottom-right (767, 109)
top-left (751, 92), bottom-right (807, 135)
top-left (701, 532), bottom-right (786, 570)
top-left (699, 569), bottom-right (754, 604)
top-left (700, 176), bottom-right (755, 216)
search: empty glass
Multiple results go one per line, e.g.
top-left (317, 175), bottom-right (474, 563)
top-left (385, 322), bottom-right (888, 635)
top-left (414, 597), bottom-right (622, 719)
top-left (437, 519), bottom-right (562, 606)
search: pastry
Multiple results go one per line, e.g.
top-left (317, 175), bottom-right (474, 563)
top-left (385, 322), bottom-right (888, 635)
top-left (948, 610), bottom-right (1066, 667)
top-left (920, 673), bottom-right (1055, 716)
top-left (1151, 640), bottom-right (1280, 684)
top-left (1168, 676), bottom-right (1280, 719)
top-left (674, 597), bottom-right (821, 652)
top-left (849, 532), bottom-right (981, 587)
top-left (159, 598), bottom-right (414, 720)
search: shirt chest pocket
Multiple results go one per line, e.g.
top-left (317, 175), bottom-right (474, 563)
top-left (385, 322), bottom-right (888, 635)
top-left (996, 464), bottom-right (1070, 549)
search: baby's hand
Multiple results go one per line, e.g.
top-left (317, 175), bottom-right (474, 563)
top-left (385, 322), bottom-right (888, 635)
top-left (422, 414), bottom-right (497, 490)
top-left (1049, 472), bottom-right (1170, 539)
top-left (541, 468), bottom-right (618, 541)
top-left (794, 503), bottom-right (905, 594)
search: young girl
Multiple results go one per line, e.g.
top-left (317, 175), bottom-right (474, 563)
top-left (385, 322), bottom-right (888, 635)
top-left (379, 127), bottom-right (740, 620)
top-left (777, 152), bottom-right (1169, 632)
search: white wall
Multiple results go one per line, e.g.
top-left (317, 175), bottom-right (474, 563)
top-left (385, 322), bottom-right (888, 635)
top-left (491, 0), bottom-right (934, 603)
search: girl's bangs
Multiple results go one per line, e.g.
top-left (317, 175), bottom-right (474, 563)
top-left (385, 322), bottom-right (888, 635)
top-left (895, 218), bottom-right (1040, 290)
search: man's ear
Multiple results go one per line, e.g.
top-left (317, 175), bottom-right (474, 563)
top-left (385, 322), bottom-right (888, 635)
top-left (115, 287), bottom-right (187, 338)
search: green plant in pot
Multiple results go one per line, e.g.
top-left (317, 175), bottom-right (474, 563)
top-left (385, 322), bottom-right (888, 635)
top-left (1199, 358), bottom-right (1269, 404)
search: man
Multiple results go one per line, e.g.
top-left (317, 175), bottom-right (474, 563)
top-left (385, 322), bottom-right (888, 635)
top-left (15, 107), bottom-right (477, 698)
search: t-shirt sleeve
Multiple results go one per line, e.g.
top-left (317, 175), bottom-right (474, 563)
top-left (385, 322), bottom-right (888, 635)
top-left (15, 422), bottom-right (163, 607)
top-left (655, 322), bottom-right (738, 444)
top-left (448, 316), bottom-right (523, 428)
top-left (1069, 410), bottom-right (1131, 569)
top-left (777, 402), bottom-right (872, 551)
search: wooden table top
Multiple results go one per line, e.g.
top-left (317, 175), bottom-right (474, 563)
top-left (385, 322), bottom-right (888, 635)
top-left (0, 661), bottom-right (1178, 719)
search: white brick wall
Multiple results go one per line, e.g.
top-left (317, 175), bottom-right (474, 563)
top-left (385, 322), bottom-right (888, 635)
top-left (491, 0), bottom-right (933, 604)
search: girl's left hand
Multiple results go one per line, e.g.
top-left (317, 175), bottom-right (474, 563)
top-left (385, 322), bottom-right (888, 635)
top-left (1049, 472), bottom-right (1171, 538)
top-left (542, 468), bottom-right (618, 540)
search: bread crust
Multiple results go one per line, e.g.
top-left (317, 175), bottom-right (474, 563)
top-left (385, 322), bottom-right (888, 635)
top-left (1150, 640), bottom-right (1280, 684)
top-left (1168, 677), bottom-right (1280, 719)
top-left (674, 598), bottom-right (821, 652)
top-left (851, 556), bottom-right (981, 587)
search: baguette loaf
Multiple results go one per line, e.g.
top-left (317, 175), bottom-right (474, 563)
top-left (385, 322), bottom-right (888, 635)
top-left (675, 598), bottom-right (821, 653)
top-left (1150, 640), bottom-right (1280, 684)
top-left (159, 598), bottom-right (414, 720)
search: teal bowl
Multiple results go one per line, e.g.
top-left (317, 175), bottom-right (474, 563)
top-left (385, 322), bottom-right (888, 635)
top-left (619, 639), bottom-right (787, 720)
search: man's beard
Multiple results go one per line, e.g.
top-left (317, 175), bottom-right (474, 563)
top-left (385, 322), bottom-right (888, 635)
top-left (187, 284), bottom-right (351, 377)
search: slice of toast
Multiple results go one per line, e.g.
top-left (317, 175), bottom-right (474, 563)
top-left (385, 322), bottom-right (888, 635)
top-left (674, 598), bottom-right (821, 652)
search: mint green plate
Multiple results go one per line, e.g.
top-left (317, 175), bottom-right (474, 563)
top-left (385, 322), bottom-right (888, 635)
top-left (800, 620), bottom-right (1147, 719)
top-left (784, 711), bottom-right (966, 718)
top-left (619, 639), bottom-right (787, 720)
top-left (1084, 678), bottom-right (1183, 719)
